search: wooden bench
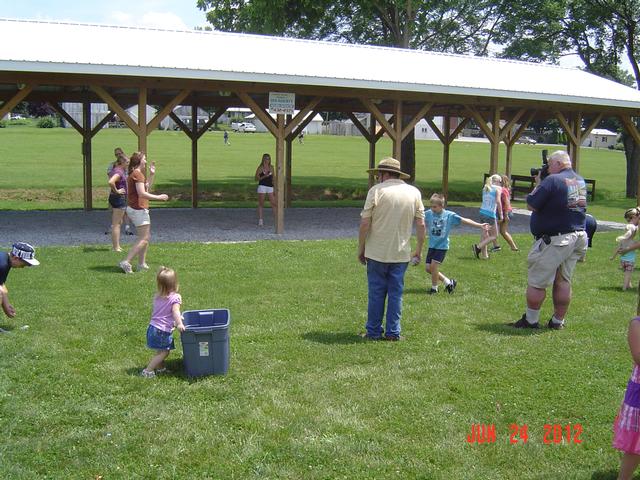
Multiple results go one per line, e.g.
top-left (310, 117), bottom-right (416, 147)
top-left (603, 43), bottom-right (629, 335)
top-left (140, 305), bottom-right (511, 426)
top-left (483, 174), bottom-right (596, 201)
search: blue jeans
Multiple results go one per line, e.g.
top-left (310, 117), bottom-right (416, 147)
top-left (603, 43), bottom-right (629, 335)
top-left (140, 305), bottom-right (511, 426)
top-left (366, 259), bottom-right (408, 339)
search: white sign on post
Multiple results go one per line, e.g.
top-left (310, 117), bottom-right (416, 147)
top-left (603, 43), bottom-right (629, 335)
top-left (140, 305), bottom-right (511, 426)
top-left (268, 92), bottom-right (295, 115)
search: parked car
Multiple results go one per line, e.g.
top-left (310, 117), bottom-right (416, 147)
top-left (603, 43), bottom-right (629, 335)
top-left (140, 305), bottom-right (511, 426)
top-left (10, 114), bottom-right (24, 120)
top-left (231, 122), bottom-right (256, 133)
top-left (518, 136), bottom-right (537, 145)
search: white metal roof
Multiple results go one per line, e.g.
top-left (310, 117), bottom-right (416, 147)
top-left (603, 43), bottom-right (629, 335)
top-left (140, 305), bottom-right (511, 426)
top-left (590, 128), bottom-right (618, 136)
top-left (2, 18), bottom-right (640, 110)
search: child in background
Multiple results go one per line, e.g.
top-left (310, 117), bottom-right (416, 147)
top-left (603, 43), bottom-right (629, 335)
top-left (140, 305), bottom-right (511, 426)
top-left (141, 267), bottom-right (185, 378)
top-left (613, 307), bottom-right (640, 479)
top-left (473, 174), bottom-right (502, 260)
top-left (496, 175), bottom-right (519, 252)
top-left (612, 207), bottom-right (640, 290)
top-left (424, 193), bottom-right (489, 294)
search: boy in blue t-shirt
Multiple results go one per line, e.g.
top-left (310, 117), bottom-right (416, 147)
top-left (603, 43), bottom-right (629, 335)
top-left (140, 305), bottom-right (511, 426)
top-left (424, 194), bottom-right (489, 294)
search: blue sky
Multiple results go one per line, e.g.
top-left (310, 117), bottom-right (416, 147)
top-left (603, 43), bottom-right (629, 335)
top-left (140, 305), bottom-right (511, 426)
top-left (0, 0), bottom-right (209, 30)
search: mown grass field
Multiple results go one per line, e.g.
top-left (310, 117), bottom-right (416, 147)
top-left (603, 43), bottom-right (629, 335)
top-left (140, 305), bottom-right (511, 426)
top-left (0, 232), bottom-right (636, 478)
top-left (0, 124), bottom-right (633, 221)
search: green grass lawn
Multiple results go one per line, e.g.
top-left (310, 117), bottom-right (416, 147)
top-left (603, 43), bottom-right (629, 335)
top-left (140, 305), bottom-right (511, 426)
top-left (0, 124), bottom-right (633, 221)
top-left (0, 232), bottom-right (636, 478)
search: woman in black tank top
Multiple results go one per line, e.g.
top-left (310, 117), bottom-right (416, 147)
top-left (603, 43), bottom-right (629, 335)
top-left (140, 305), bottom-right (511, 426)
top-left (254, 153), bottom-right (277, 227)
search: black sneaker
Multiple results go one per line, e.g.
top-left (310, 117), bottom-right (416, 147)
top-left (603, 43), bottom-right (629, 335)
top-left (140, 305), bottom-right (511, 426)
top-left (547, 318), bottom-right (565, 330)
top-left (472, 244), bottom-right (481, 259)
top-left (427, 288), bottom-right (438, 295)
top-left (490, 246), bottom-right (502, 252)
top-left (512, 313), bottom-right (539, 329)
top-left (445, 279), bottom-right (457, 294)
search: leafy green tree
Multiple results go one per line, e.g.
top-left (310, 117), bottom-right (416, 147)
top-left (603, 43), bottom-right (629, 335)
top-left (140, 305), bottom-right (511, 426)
top-left (197, 0), bottom-right (519, 180)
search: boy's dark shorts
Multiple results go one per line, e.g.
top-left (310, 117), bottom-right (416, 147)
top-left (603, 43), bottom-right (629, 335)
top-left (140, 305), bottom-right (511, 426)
top-left (426, 248), bottom-right (447, 265)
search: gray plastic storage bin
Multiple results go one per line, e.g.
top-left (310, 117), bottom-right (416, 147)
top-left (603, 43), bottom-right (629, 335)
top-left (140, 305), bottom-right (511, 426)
top-left (180, 309), bottom-right (230, 377)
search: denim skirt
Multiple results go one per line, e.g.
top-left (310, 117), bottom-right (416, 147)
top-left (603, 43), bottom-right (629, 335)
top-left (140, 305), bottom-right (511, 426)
top-left (146, 325), bottom-right (175, 350)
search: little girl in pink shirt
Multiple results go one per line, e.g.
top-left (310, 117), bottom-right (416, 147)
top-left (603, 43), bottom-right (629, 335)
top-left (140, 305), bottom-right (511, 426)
top-left (142, 267), bottom-right (185, 378)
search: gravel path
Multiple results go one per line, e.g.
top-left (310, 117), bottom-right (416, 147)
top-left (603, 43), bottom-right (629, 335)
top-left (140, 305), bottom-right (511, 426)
top-left (0, 207), bottom-right (621, 247)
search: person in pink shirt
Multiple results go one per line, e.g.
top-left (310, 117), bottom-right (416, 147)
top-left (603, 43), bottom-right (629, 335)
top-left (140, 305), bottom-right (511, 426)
top-left (141, 266), bottom-right (185, 378)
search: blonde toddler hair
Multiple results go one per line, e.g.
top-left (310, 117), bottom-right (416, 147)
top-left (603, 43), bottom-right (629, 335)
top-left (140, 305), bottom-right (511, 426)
top-left (157, 266), bottom-right (179, 297)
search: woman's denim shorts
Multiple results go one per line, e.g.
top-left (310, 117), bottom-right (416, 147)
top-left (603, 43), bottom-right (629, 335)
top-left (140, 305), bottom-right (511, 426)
top-left (146, 325), bottom-right (175, 350)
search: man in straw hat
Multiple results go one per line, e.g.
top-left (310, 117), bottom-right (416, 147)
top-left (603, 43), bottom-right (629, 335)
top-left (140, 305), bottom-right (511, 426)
top-left (0, 243), bottom-right (40, 329)
top-left (358, 157), bottom-right (425, 341)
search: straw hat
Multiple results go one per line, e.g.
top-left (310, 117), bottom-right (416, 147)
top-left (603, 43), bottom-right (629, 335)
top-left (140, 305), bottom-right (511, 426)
top-left (367, 157), bottom-right (410, 180)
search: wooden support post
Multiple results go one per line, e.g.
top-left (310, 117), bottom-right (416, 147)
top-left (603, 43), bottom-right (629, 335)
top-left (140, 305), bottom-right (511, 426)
top-left (490, 107), bottom-right (501, 174)
top-left (138, 87), bottom-right (148, 154)
top-left (285, 137), bottom-right (292, 208)
top-left (573, 112), bottom-right (582, 172)
top-left (369, 116), bottom-right (376, 189)
top-left (442, 116), bottom-right (451, 201)
top-left (275, 114), bottom-right (285, 234)
top-left (505, 131), bottom-right (514, 179)
top-left (82, 100), bottom-right (92, 211)
top-left (394, 101), bottom-right (402, 160)
top-left (191, 104), bottom-right (198, 208)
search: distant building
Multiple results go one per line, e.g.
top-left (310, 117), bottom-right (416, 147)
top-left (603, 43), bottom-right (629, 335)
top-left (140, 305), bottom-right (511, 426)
top-left (245, 111), bottom-right (324, 134)
top-left (582, 128), bottom-right (618, 148)
top-left (60, 103), bottom-right (157, 129)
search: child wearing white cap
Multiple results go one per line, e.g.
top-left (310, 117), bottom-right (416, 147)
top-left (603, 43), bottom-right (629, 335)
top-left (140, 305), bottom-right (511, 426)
top-left (0, 243), bottom-right (40, 327)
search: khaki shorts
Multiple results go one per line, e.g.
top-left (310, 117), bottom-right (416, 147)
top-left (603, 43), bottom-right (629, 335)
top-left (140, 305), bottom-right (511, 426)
top-left (125, 206), bottom-right (151, 227)
top-left (527, 231), bottom-right (588, 289)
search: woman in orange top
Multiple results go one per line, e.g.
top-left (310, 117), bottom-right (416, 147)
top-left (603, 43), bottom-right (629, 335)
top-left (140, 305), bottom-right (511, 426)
top-left (119, 152), bottom-right (169, 274)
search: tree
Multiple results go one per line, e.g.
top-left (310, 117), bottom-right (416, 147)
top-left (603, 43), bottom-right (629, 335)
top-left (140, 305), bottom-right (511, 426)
top-left (197, 0), bottom-right (518, 181)
top-left (500, 0), bottom-right (640, 197)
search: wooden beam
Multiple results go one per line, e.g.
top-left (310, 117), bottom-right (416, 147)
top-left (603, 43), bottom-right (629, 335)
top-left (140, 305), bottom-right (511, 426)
top-left (498, 108), bottom-right (526, 142)
top-left (138, 87), bottom-right (148, 153)
top-left (236, 92), bottom-right (277, 136)
top-left (147, 89), bottom-right (191, 132)
top-left (284, 96), bottom-right (322, 139)
top-left (191, 103), bottom-right (198, 208)
top-left (50, 102), bottom-right (83, 134)
top-left (554, 111), bottom-right (579, 146)
top-left (464, 106), bottom-right (495, 141)
top-left (275, 114), bottom-right (285, 233)
top-left (91, 85), bottom-right (140, 135)
top-left (195, 107), bottom-right (228, 141)
top-left (0, 84), bottom-right (35, 119)
top-left (425, 117), bottom-right (446, 144)
top-left (450, 117), bottom-right (470, 141)
top-left (508, 110), bottom-right (536, 146)
top-left (91, 110), bottom-right (117, 138)
top-left (489, 107), bottom-right (501, 174)
top-left (346, 112), bottom-right (373, 142)
top-left (393, 100), bottom-right (402, 160)
top-left (375, 115), bottom-right (393, 141)
top-left (369, 116), bottom-right (376, 188)
top-left (289, 109), bottom-right (319, 141)
top-left (169, 111), bottom-right (194, 140)
top-left (400, 102), bottom-right (433, 140)
top-left (82, 100), bottom-right (92, 211)
top-left (361, 98), bottom-right (395, 140)
top-left (442, 115), bottom-right (451, 200)
top-left (572, 112), bottom-right (582, 171)
top-left (580, 113), bottom-right (603, 144)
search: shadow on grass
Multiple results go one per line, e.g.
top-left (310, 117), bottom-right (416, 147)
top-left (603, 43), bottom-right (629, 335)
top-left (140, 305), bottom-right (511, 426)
top-left (475, 322), bottom-right (551, 336)
top-left (301, 331), bottom-right (364, 345)
top-left (598, 285), bottom-right (635, 293)
top-left (590, 470), bottom-right (617, 480)
top-left (88, 265), bottom-right (125, 274)
top-left (126, 359), bottom-right (227, 383)
top-left (82, 246), bottom-right (111, 253)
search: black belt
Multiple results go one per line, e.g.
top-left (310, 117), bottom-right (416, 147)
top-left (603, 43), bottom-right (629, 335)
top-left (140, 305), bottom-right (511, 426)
top-left (534, 230), bottom-right (583, 243)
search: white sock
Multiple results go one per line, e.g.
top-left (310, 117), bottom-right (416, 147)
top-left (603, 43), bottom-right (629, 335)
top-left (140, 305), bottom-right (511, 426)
top-left (430, 285), bottom-right (438, 291)
top-left (525, 308), bottom-right (541, 325)
top-left (442, 275), bottom-right (451, 286)
top-left (551, 315), bottom-right (564, 326)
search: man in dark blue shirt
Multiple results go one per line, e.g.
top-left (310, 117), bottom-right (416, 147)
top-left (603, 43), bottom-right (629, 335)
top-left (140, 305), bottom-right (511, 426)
top-left (1, 243), bottom-right (40, 328)
top-left (513, 151), bottom-right (588, 330)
